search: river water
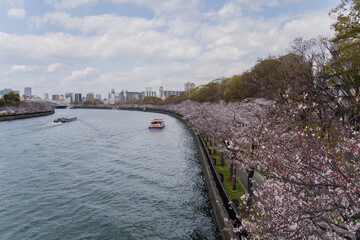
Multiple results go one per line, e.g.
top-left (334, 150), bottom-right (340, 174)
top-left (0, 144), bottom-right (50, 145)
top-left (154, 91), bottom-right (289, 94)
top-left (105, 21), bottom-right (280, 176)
top-left (0, 109), bottom-right (219, 240)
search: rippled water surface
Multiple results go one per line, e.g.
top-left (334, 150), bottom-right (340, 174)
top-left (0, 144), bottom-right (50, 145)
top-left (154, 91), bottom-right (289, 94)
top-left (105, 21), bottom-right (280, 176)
top-left (0, 109), bottom-right (219, 239)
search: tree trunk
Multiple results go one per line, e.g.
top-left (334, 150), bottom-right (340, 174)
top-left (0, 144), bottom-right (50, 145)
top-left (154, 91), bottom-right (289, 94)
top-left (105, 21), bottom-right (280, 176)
top-left (247, 144), bottom-right (256, 208)
top-left (247, 168), bottom-right (254, 209)
top-left (229, 162), bottom-right (233, 181)
top-left (232, 163), bottom-right (236, 191)
top-left (247, 168), bottom-right (254, 194)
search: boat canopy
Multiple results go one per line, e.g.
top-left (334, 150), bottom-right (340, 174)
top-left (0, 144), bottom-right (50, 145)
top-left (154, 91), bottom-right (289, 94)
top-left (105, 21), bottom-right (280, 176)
top-left (151, 119), bottom-right (164, 123)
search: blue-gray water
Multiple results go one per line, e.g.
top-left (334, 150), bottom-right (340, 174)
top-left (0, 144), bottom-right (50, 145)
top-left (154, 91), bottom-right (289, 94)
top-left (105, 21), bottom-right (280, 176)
top-left (0, 109), bottom-right (219, 240)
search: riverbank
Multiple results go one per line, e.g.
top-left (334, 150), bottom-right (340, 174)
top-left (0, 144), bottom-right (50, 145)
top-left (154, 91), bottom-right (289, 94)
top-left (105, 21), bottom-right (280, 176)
top-left (0, 101), bottom-right (55, 122)
top-left (0, 110), bottom-right (55, 121)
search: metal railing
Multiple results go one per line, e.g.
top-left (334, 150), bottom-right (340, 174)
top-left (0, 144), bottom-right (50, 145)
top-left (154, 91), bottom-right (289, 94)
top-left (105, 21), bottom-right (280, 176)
top-left (198, 135), bottom-right (239, 221)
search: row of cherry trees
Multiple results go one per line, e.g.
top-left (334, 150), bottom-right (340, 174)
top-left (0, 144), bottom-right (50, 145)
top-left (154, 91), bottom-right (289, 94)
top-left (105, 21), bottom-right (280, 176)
top-left (152, 98), bottom-right (359, 240)
top-left (135, 1), bottom-right (360, 238)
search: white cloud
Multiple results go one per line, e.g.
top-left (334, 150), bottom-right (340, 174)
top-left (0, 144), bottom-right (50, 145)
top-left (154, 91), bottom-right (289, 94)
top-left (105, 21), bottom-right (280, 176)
top-left (7, 8), bottom-right (26, 19)
top-left (25, 13), bottom-right (202, 63)
top-left (63, 67), bottom-right (100, 83)
top-left (45, 0), bottom-right (98, 9)
top-left (47, 63), bottom-right (64, 72)
top-left (29, 12), bottom-right (165, 35)
top-left (218, 3), bottom-right (236, 18)
top-left (4, 0), bottom-right (26, 19)
top-left (234, 0), bottom-right (280, 11)
top-left (282, 11), bottom-right (335, 39)
top-left (200, 7), bottom-right (334, 62)
top-left (11, 65), bottom-right (42, 72)
top-left (0, 32), bottom-right (96, 65)
top-left (92, 63), bottom-right (196, 91)
top-left (111, 0), bottom-right (199, 14)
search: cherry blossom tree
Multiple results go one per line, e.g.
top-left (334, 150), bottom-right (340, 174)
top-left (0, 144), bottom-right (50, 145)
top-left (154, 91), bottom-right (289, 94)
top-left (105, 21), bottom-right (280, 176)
top-left (167, 99), bottom-right (359, 239)
top-left (143, 96), bottom-right (359, 239)
top-left (242, 102), bottom-right (360, 239)
top-left (171, 99), bottom-right (274, 209)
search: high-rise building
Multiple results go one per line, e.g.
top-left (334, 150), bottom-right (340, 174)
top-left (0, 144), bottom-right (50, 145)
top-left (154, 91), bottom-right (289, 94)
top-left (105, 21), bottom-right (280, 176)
top-left (159, 86), bottom-right (164, 98)
top-left (24, 87), bottom-right (32, 97)
top-left (52, 94), bottom-right (60, 101)
top-left (159, 86), bottom-right (184, 99)
top-left (74, 93), bottom-right (82, 102)
top-left (120, 90), bottom-right (126, 103)
top-left (86, 93), bottom-right (94, 101)
top-left (108, 89), bottom-right (116, 104)
top-left (125, 91), bottom-right (144, 102)
top-left (144, 87), bottom-right (157, 97)
top-left (42, 93), bottom-right (49, 100)
top-left (65, 93), bottom-right (73, 103)
top-left (184, 82), bottom-right (196, 92)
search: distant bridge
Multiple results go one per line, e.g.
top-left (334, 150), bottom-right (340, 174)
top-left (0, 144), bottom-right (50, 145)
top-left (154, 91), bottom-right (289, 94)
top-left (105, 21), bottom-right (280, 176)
top-left (25, 99), bottom-right (69, 108)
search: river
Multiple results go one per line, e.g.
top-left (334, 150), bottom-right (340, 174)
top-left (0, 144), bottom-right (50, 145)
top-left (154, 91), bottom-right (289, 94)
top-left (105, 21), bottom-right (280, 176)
top-left (0, 109), bottom-right (219, 239)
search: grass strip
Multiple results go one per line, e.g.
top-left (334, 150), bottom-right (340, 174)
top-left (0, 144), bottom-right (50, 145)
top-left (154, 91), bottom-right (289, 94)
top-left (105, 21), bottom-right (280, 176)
top-left (204, 138), bottom-right (248, 213)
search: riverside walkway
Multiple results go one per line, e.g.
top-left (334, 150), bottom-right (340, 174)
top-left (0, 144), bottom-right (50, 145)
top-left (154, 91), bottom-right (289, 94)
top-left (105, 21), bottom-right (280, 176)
top-left (235, 167), bottom-right (264, 196)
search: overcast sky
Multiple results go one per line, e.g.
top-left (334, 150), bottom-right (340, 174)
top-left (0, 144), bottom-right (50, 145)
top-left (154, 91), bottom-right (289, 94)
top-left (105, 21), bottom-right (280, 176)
top-left (0, 0), bottom-right (339, 97)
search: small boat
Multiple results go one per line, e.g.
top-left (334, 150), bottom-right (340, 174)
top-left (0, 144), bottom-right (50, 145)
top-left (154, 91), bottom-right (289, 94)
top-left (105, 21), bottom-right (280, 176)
top-left (54, 117), bottom-right (77, 123)
top-left (149, 119), bottom-right (165, 129)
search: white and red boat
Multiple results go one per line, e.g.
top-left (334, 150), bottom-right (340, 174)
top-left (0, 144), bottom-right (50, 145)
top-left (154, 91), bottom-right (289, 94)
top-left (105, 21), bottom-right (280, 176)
top-left (149, 119), bottom-right (165, 129)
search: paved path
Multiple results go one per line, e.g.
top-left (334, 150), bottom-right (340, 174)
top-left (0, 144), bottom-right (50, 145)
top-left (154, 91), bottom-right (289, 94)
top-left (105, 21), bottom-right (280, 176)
top-left (235, 165), bottom-right (264, 195)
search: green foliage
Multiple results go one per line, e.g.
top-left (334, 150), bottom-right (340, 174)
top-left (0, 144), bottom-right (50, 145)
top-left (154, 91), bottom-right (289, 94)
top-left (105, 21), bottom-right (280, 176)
top-left (188, 78), bottom-right (225, 102)
top-left (223, 75), bottom-right (245, 102)
top-left (143, 96), bottom-right (163, 105)
top-left (327, 0), bottom-right (360, 120)
top-left (331, 0), bottom-right (360, 42)
top-left (3, 92), bottom-right (20, 102)
top-left (243, 58), bottom-right (283, 100)
top-left (1, 92), bottom-right (21, 106)
top-left (83, 99), bottom-right (97, 105)
top-left (331, 0), bottom-right (360, 83)
top-left (125, 99), bottom-right (140, 104)
top-left (82, 99), bottom-right (105, 105)
top-left (162, 92), bottom-right (189, 105)
top-left (189, 54), bottom-right (313, 103)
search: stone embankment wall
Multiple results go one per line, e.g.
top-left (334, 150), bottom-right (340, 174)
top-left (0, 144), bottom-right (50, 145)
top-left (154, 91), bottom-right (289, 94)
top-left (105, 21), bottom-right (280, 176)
top-left (156, 110), bottom-right (237, 240)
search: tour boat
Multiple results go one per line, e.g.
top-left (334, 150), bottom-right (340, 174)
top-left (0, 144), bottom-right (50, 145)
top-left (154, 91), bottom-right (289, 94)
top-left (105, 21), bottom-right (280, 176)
top-left (149, 119), bottom-right (165, 129)
top-left (54, 117), bottom-right (77, 123)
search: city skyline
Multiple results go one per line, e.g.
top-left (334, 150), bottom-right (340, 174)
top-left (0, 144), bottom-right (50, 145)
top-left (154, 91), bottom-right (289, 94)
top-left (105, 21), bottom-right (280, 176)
top-left (0, 82), bottom-right (195, 102)
top-left (0, 0), bottom-right (338, 97)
